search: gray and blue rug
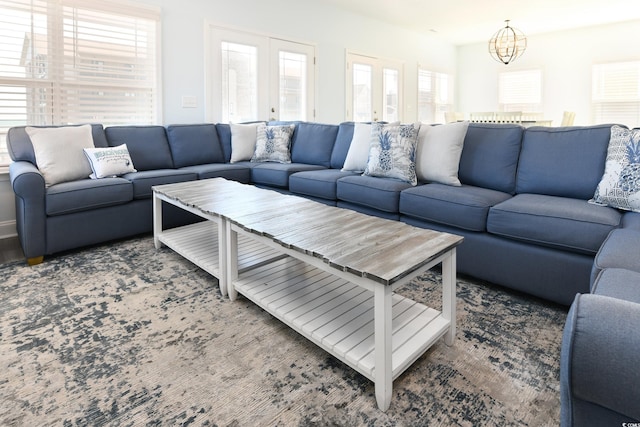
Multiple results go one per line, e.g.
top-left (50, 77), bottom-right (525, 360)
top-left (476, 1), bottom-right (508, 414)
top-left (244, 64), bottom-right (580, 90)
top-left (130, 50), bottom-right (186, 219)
top-left (0, 235), bottom-right (566, 426)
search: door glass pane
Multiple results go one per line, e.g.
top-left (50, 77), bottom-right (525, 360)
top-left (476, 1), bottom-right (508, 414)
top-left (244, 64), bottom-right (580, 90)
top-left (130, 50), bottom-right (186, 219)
top-left (221, 42), bottom-right (257, 123)
top-left (353, 63), bottom-right (372, 122)
top-left (279, 50), bottom-right (306, 121)
top-left (383, 68), bottom-right (398, 122)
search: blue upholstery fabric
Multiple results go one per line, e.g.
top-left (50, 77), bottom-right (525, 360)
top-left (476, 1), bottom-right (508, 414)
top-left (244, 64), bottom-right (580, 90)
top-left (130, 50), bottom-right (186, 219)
top-left (337, 201), bottom-right (399, 220)
top-left (7, 124), bottom-right (108, 165)
top-left (516, 125), bottom-right (612, 199)
top-left (45, 178), bottom-right (132, 216)
top-left (250, 163), bottom-right (326, 188)
top-left (400, 183), bottom-right (512, 232)
top-left (166, 124), bottom-right (225, 168)
top-left (289, 169), bottom-right (358, 200)
top-left (330, 122), bottom-right (355, 169)
top-left (458, 123), bottom-right (523, 194)
top-left (337, 175), bottom-right (412, 213)
top-left (560, 294), bottom-right (640, 425)
top-left (178, 163), bottom-right (251, 183)
top-left (290, 122), bottom-right (339, 167)
top-left (621, 211), bottom-right (640, 230)
top-left (122, 170), bottom-right (198, 199)
top-left (591, 229), bottom-right (640, 283)
top-left (487, 194), bottom-right (621, 254)
top-left (215, 123), bottom-right (233, 163)
top-left (591, 268), bottom-right (640, 303)
top-left (105, 126), bottom-right (174, 171)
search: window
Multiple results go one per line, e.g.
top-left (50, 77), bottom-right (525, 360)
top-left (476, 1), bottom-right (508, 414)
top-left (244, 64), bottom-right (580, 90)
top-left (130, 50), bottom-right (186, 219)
top-left (498, 69), bottom-right (542, 112)
top-left (346, 52), bottom-right (403, 122)
top-left (592, 61), bottom-right (640, 127)
top-left (417, 68), bottom-right (454, 124)
top-left (0, 0), bottom-right (161, 167)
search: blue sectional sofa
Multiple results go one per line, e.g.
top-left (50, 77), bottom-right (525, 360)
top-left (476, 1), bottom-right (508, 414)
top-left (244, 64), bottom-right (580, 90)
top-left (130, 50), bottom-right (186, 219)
top-left (5, 121), bottom-right (626, 306)
top-left (8, 120), bottom-right (640, 425)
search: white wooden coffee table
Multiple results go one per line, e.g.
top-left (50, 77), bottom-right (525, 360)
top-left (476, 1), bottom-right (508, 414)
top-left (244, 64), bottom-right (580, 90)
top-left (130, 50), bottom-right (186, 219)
top-left (152, 178), bottom-right (463, 411)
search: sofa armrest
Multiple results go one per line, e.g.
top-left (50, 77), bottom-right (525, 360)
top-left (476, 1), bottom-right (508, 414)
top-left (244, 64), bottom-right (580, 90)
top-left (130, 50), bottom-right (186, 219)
top-left (9, 161), bottom-right (46, 260)
top-left (561, 293), bottom-right (640, 425)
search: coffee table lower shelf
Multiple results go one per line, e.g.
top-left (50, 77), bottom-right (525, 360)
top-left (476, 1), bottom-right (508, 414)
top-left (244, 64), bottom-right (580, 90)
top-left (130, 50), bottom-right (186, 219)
top-left (233, 256), bottom-right (450, 382)
top-left (157, 222), bottom-right (285, 282)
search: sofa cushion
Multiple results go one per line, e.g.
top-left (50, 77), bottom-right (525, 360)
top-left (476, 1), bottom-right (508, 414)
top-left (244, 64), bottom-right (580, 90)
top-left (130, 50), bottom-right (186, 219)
top-left (364, 122), bottom-right (420, 185)
top-left (591, 126), bottom-right (640, 212)
top-left (488, 194), bottom-right (621, 254)
top-left (46, 177), bottom-right (133, 216)
top-left (105, 126), bottom-right (174, 171)
top-left (516, 125), bottom-right (611, 199)
top-left (458, 123), bottom-right (523, 194)
top-left (7, 124), bottom-right (108, 165)
top-left (289, 169), bottom-right (359, 200)
top-left (290, 122), bottom-right (338, 167)
top-left (416, 121), bottom-right (469, 186)
top-left (592, 229), bottom-right (640, 282)
top-left (26, 124), bottom-right (94, 187)
top-left (337, 175), bottom-right (413, 213)
top-left (250, 163), bottom-right (326, 188)
top-left (251, 123), bottom-right (295, 163)
top-left (622, 212), bottom-right (640, 230)
top-left (400, 183), bottom-right (512, 232)
top-left (330, 122), bottom-right (355, 169)
top-left (122, 170), bottom-right (198, 199)
top-left (166, 124), bottom-right (225, 168)
top-left (179, 163), bottom-right (251, 183)
top-left (591, 268), bottom-right (640, 303)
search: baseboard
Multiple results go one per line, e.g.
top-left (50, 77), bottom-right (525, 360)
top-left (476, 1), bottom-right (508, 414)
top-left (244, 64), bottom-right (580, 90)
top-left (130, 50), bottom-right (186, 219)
top-left (0, 220), bottom-right (17, 239)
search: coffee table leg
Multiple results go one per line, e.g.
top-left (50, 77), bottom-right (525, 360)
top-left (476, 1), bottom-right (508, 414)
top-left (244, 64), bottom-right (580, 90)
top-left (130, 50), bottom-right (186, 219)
top-left (442, 248), bottom-right (457, 346)
top-left (374, 284), bottom-right (393, 411)
top-left (152, 193), bottom-right (162, 249)
top-left (218, 218), bottom-right (228, 297)
top-left (226, 220), bottom-right (239, 301)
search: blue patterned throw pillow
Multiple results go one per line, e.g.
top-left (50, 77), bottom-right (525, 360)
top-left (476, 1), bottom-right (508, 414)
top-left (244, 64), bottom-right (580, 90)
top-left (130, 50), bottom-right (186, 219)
top-left (251, 124), bottom-right (295, 163)
top-left (363, 122), bottom-right (421, 185)
top-left (591, 125), bottom-right (640, 212)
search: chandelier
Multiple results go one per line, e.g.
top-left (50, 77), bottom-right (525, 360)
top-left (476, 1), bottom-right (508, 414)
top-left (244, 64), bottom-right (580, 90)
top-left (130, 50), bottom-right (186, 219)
top-left (488, 20), bottom-right (527, 65)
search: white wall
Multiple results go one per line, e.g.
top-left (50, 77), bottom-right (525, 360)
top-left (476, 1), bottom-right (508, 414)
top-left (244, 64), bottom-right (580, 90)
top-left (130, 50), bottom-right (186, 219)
top-left (456, 19), bottom-right (640, 126)
top-left (146, 0), bottom-right (456, 125)
top-left (0, 0), bottom-right (456, 238)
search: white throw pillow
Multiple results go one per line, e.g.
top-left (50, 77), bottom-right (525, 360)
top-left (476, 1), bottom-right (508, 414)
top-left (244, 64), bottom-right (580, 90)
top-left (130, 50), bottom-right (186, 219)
top-left (342, 123), bottom-right (372, 172)
top-left (26, 124), bottom-right (94, 187)
top-left (83, 144), bottom-right (137, 179)
top-left (415, 121), bottom-right (470, 186)
top-left (230, 123), bottom-right (261, 163)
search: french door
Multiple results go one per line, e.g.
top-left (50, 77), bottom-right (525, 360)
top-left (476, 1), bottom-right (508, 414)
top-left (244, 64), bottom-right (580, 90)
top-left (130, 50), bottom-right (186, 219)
top-left (345, 52), bottom-right (403, 122)
top-left (208, 27), bottom-right (315, 123)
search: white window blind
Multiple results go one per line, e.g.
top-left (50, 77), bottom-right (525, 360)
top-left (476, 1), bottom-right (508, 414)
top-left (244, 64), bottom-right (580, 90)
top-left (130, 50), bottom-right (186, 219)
top-left (417, 68), bottom-right (453, 124)
top-left (498, 69), bottom-right (542, 112)
top-left (592, 61), bottom-right (640, 127)
top-left (0, 0), bottom-right (161, 166)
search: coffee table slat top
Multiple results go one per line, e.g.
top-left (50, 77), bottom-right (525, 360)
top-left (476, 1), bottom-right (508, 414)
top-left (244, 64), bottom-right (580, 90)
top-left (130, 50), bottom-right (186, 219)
top-left (153, 178), bottom-right (463, 285)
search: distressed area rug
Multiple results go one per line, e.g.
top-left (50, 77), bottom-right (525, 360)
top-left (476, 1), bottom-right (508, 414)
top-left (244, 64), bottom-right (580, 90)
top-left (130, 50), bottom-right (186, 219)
top-left (0, 235), bottom-right (567, 426)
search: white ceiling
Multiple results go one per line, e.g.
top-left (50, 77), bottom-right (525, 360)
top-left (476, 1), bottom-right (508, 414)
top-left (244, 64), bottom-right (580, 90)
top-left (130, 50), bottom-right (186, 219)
top-left (318, 0), bottom-right (640, 45)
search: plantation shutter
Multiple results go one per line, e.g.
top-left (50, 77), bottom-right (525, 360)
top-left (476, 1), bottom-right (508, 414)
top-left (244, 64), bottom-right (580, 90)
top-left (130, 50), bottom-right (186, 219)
top-left (417, 68), bottom-right (454, 124)
top-left (592, 61), bottom-right (640, 127)
top-left (498, 69), bottom-right (542, 112)
top-left (0, 0), bottom-right (161, 166)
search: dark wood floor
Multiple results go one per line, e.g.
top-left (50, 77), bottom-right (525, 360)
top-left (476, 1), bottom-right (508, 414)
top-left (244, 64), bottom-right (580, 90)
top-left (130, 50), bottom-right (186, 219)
top-left (0, 237), bottom-right (25, 264)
